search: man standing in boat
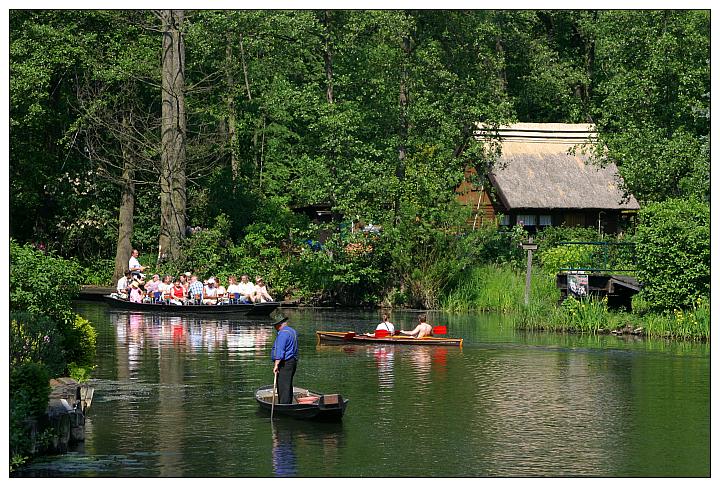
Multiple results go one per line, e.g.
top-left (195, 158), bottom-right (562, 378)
top-left (271, 317), bottom-right (298, 404)
top-left (128, 249), bottom-right (147, 279)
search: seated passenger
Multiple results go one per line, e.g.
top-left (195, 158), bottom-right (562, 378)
top-left (226, 276), bottom-right (240, 303)
top-left (116, 271), bottom-right (132, 299)
top-left (170, 279), bottom-right (187, 305)
top-left (399, 314), bottom-right (433, 339)
top-left (144, 274), bottom-right (161, 296)
top-left (179, 273), bottom-right (190, 293)
top-left (237, 274), bottom-right (256, 303)
top-left (158, 275), bottom-right (173, 303)
top-left (188, 274), bottom-right (204, 304)
top-left (129, 281), bottom-right (145, 303)
top-left (254, 276), bottom-right (273, 303)
top-left (375, 313), bottom-right (395, 335)
top-left (216, 278), bottom-right (227, 304)
top-left (203, 277), bottom-right (219, 305)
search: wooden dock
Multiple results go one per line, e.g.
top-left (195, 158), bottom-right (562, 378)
top-left (556, 273), bottom-right (640, 310)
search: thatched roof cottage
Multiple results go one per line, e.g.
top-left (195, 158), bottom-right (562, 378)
top-left (456, 123), bottom-right (640, 234)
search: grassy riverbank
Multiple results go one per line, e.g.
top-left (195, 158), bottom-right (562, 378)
top-left (442, 264), bottom-right (710, 340)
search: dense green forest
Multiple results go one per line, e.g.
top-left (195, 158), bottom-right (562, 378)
top-left (10, 9), bottom-right (710, 307)
top-left (8, 10), bottom-right (711, 467)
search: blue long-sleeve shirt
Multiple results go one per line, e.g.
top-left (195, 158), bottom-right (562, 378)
top-left (271, 326), bottom-right (299, 361)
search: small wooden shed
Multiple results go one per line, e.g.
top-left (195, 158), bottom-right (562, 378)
top-left (457, 123), bottom-right (640, 234)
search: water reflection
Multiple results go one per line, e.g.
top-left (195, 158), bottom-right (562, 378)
top-left (369, 346), bottom-right (394, 390)
top-left (111, 311), bottom-right (274, 359)
top-left (52, 304), bottom-right (710, 477)
top-left (271, 420), bottom-right (345, 477)
top-left (271, 425), bottom-right (297, 477)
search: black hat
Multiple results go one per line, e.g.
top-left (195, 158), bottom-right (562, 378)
top-left (271, 316), bottom-right (289, 327)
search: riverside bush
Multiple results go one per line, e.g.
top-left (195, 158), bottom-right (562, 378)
top-left (10, 239), bottom-right (81, 324)
top-left (10, 311), bottom-right (65, 378)
top-left (10, 361), bottom-right (51, 466)
top-left (634, 199), bottom-right (710, 312)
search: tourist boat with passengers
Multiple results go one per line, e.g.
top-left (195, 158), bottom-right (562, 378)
top-left (255, 385), bottom-right (349, 421)
top-left (103, 295), bottom-right (280, 316)
top-left (316, 327), bottom-right (463, 347)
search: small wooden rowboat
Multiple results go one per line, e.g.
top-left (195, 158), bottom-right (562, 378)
top-left (255, 385), bottom-right (349, 421)
top-left (316, 330), bottom-right (463, 347)
top-left (103, 295), bottom-right (279, 316)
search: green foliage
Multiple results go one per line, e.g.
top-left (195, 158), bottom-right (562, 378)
top-left (9, 10), bottom-right (710, 325)
top-left (634, 198), bottom-right (709, 312)
top-left (10, 239), bottom-right (81, 324)
top-left (592, 10), bottom-right (710, 202)
top-left (68, 362), bottom-right (93, 383)
top-left (59, 314), bottom-right (97, 368)
top-left (80, 258), bottom-right (115, 286)
top-left (10, 361), bottom-right (51, 464)
top-left (540, 245), bottom-right (595, 274)
top-left (442, 263), bottom-right (560, 313)
top-left (534, 225), bottom-right (601, 249)
top-left (10, 311), bottom-right (66, 378)
top-left (291, 230), bottom-right (386, 305)
top-left (173, 214), bottom-right (234, 278)
top-left (10, 362), bottom-right (51, 418)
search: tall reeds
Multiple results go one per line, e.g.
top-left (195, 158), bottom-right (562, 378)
top-left (441, 264), bottom-right (710, 340)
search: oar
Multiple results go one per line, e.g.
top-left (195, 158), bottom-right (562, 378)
top-left (271, 371), bottom-right (278, 421)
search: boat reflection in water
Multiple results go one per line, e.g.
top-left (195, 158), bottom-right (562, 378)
top-left (112, 312), bottom-right (274, 360)
top-left (369, 346), bottom-right (395, 390)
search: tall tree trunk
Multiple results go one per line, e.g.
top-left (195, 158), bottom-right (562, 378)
top-left (322, 10), bottom-right (334, 104)
top-left (113, 114), bottom-right (135, 281)
top-left (225, 32), bottom-right (238, 187)
top-left (394, 34), bottom-right (412, 225)
top-left (159, 9), bottom-right (186, 262)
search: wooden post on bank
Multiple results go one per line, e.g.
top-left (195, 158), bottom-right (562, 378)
top-left (521, 237), bottom-right (539, 305)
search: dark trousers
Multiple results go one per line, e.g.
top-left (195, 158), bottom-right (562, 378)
top-left (276, 358), bottom-right (297, 404)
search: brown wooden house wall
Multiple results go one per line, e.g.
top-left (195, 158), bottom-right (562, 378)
top-left (455, 167), bottom-right (630, 234)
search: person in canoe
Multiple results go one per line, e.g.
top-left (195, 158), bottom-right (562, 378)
top-left (254, 276), bottom-right (273, 303)
top-left (188, 274), bottom-right (204, 304)
top-left (116, 270), bottom-right (132, 299)
top-left (203, 277), bottom-right (219, 305)
top-left (238, 274), bottom-right (256, 303)
top-left (271, 317), bottom-right (298, 404)
top-left (170, 279), bottom-right (187, 305)
top-left (399, 314), bottom-right (433, 339)
top-left (376, 313), bottom-right (395, 334)
top-left (129, 280), bottom-right (145, 303)
top-left (366, 313), bottom-right (395, 336)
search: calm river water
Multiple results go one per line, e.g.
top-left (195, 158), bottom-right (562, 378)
top-left (20, 301), bottom-right (710, 477)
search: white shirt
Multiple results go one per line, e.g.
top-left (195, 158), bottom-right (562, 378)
top-left (129, 256), bottom-right (141, 271)
top-left (116, 276), bottom-right (129, 293)
top-left (375, 321), bottom-right (395, 334)
top-left (227, 283), bottom-right (240, 294)
top-left (238, 282), bottom-right (255, 295)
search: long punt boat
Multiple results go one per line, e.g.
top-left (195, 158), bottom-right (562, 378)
top-left (316, 330), bottom-right (463, 347)
top-left (103, 295), bottom-right (279, 316)
top-left (255, 385), bottom-right (348, 421)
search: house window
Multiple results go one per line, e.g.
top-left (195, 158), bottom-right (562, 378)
top-left (539, 215), bottom-right (552, 227)
top-left (499, 214), bottom-right (510, 226)
top-left (516, 214), bottom-right (537, 227)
